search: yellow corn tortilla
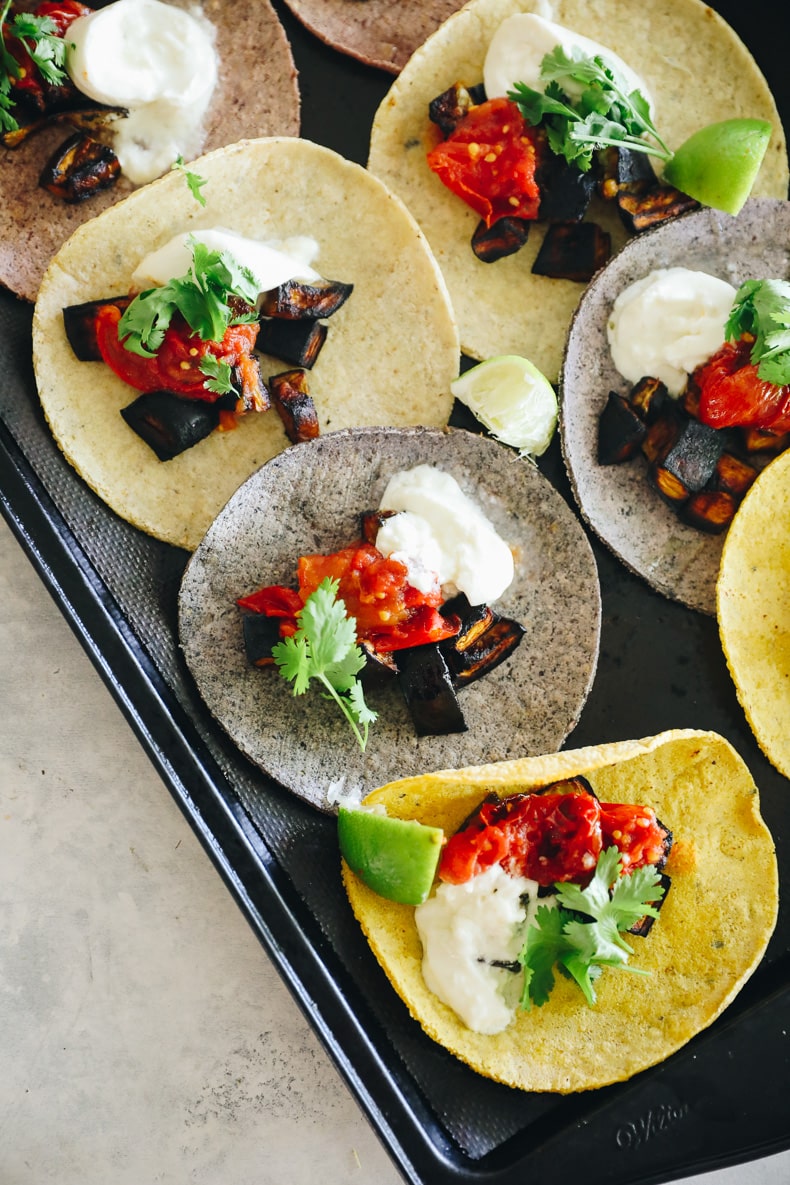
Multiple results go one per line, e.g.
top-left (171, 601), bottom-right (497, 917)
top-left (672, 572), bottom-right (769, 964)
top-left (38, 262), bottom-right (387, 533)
top-left (342, 729), bottom-right (778, 1092)
top-left (718, 452), bottom-right (790, 780)
top-left (367, 0), bottom-right (788, 383)
top-left (31, 136), bottom-right (459, 551)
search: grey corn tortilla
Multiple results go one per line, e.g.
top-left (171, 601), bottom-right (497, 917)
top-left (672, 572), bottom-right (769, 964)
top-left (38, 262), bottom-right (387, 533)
top-left (1, 0), bottom-right (300, 302)
top-left (343, 730), bottom-right (778, 1092)
top-left (280, 0), bottom-right (465, 74)
top-left (31, 137), bottom-right (460, 550)
top-left (367, 0), bottom-right (788, 383)
top-left (561, 197), bottom-right (790, 615)
top-left (178, 426), bottom-right (602, 810)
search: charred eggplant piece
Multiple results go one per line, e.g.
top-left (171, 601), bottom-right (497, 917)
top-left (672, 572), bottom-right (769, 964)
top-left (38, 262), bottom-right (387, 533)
top-left (358, 641), bottom-right (398, 689)
top-left (680, 489), bottom-right (737, 533)
top-left (598, 391), bottom-right (647, 464)
top-left (259, 278), bottom-right (353, 320)
top-left (396, 644), bottom-right (467, 737)
top-left (531, 222), bottom-right (611, 282)
top-left (536, 154), bottom-right (597, 223)
top-left (428, 81), bottom-right (475, 136)
top-left (39, 131), bottom-right (121, 202)
top-left (471, 216), bottom-right (530, 263)
top-left (628, 873), bottom-right (672, 936)
top-left (359, 508), bottom-right (396, 545)
top-left (242, 613), bottom-right (282, 668)
top-left (255, 317), bottom-right (328, 369)
top-left (120, 390), bottom-right (220, 461)
top-left (269, 369), bottom-right (320, 444)
top-left (628, 376), bottom-right (669, 424)
top-left (712, 451), bottom-right (758, 498)
top-left (4, 102), bottom-right (128, 149)
top-left (740, 426), bottom-right (790, 455)
top-left (231, 356), bottom-right (270, 413)
top-left (649, 417), bottom-right (724, 504)
top-left (62, 294), bottom-right (132, 361)
top-left (640, 406), bottom-right (683, 465)
top-left (443, 613), bottom-right (525, 688)
top-left (617, 185), bottom-right (699, 235)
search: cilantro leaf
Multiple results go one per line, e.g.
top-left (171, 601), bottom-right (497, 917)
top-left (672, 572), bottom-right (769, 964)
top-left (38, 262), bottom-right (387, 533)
top-left (518, 846), bottom-right (666, 1008)
top-left (172, 154), bottom-right (208, 207)
top-left (271, 577), bottom-right (377, 751)
top-left (725, 278), bottom-right (790, 386)
top-left (199, 354), bottom-right (234, 395)
top-left (508, 47), bottom-right (671, 172)
top-left (1, 0), bottom-right (69, 132)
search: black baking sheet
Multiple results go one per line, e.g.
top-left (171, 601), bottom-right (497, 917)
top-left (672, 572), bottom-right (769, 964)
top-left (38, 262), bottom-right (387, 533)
top-left (2, 2), bottom-right (790, 1182)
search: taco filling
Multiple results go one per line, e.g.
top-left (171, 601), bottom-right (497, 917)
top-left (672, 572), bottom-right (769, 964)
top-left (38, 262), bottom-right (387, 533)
top-left (598, 270), bottom-right (790, 533)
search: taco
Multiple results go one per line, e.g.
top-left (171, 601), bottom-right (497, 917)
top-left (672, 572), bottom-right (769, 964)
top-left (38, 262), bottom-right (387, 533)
top-left (718, 450), bottom-right (790, 780)
top-left (31, 137), bottom-right (460, 550)
top-left (280, 0), bottom-right (464, 74)
top-left (341, 729), bottom-right (778, 1092)
top-left (561, 197), bottom-right (790, 615)
top-left (366, 0), bottom-right (788, 384)
top-left (0, 0), bottom-right (300, 302)
top-left (177, 426), bottom-right (601, 811)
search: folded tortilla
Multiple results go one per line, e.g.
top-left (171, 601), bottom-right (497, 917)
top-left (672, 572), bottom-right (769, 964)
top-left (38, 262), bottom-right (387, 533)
top-left (342, 730), bottom-right (777, 1092)
top-left (31, 137), bottom-right (459, 550)
top-left (718, 452), bottom-right (790, 780)
top-left (367, 0), bottom-right (788, 383)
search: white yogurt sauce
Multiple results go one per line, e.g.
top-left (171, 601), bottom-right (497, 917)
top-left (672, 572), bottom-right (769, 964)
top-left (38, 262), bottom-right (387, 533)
top-left (130, 228), bottom-right (321, 295)
top-left (415, 863), bottom-right (545, 1034)
top-left (375, 466), bottom-right (514, 607)
top-left (66, 0), bottom-right (218, 185)
top-left (607, 267), bottom-right (737, 396)
top-left (483, 13), bottom-right (653, 111)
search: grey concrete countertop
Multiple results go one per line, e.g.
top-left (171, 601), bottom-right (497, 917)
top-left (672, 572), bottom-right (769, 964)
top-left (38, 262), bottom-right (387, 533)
top-left (2, 514), bottom-right (789, 1185)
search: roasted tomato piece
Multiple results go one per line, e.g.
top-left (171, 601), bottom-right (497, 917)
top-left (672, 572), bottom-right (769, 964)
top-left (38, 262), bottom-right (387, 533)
top-left (426, 97), bottom-right (542, 228)
top-left (695, 338), bottom-right (790, 432)
top-left (599, 802), bottom-right (670, 871)
top-left (95, 304), bottom-right (260, 401)
top-left (236, 585), bottom-right (303, 618)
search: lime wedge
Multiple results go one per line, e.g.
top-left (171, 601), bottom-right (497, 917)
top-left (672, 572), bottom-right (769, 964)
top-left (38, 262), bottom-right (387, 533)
top-left (338, 806), bottom-right (443, 905)
top-left (451, 354), bottom-right (558, 457)
top-left (664, 119), bottom-right (772, 216)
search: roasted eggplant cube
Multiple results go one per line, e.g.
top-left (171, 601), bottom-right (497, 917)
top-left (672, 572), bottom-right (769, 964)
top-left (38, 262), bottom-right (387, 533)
top-left (471, 216), bottom-right (530, 263)
top-left (740, 426), bottom-right (790, 455)
top-left (443, 613), bottom-right (525, 687)
top-left (628, 873), bottom-right (672, 937)
top-left (536, 154), bottom-right (597, 223)
top-left (62, 294), bottom-right (132, 361)
top-left (641, 406), bottom-right (683, 464)
top-left (396, 644), bottom-right (467, 737)
top-left (652, 417), bottom-right (724, 495)
top-left (120, 391), bottom-right (220, 461)
top-left (428, 81), bottom-right (475, 136)
top-left (531, 222), bottom-right (611, 283)
top-left (255, 317), bottom-right (328, 369)
top-left (269, 369), bottom-right (320, 444)
top-left (680, 489), bottom-right (737, 533)
top-left (242, 614), bottom-right (282, 668)
top-left (712, 452), bottom-right (759, 498)
top-left (358, 641), bottom-right (398, 689)
top-left (359, 508), bottom-right (396, 545)
top-left (39, 132), bottom-right (121, 202)
top-left (628, 376), bottom-right (669, 424)
top-left (259, 278), bottom-right (353, 320)
top-left (613, 146), bottom-right (659, 191)
top-left (617, 184), bottom-right (699, 235)
top-left (598, 391), bottom-right (648, 464)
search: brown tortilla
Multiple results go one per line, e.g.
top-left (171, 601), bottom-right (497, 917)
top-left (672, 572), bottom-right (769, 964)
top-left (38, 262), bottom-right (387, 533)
top-left (31, 137), bottom-right (460, 550)
top-left (177, 426), bottom-right (601, 811)
top-left (343, 730), bottom-right (778, 1092)
top-left (367, 0), bottom-right (788, 383)
top-left (718, 450), bottom-right (790, 780)
top-left (280, 0), bottom-right (464, 74)
top-left (561, 197), bottom-right (790, 616)
top-left (0, 0), bottom-right (300, 303)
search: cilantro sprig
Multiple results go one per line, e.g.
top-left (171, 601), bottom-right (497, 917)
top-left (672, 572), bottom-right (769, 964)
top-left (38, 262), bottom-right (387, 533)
top-left (171, 154), bottom-right (208, 207)
top-left (508, 46), bottom-right (671, 172)
top-left (272, 577), bottom-right (378, 752)
top-left (725, 278), bottom-right (790, 387)
top-left (118, 238), bottom-right (259, 360)
top-left (1, 0), bottom-right (70, 134)
top-left (519, 847), bottom-right (665, 1007)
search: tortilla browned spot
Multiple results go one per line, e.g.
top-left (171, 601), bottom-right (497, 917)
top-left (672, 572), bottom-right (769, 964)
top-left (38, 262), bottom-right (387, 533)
top-left (31, 137), bottom-right (460, 550)
top-left (280, 0), bottom-right (464, 74)
top-left (342, 730), bottom-right (777, 1092)
top-left (718, 450), bottom-right (790, 780)
top-left (561, 197), bottom-right (790, 616)
top-left (367, 0), bottom-right (788, 384)
top-left (177, 426), bottom-right (601, 810)
top-left (0, 0), bottom-right (300, 303)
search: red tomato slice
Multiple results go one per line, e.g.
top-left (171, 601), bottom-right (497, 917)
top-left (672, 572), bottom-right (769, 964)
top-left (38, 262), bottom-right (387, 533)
top-left (696, 338), bottom-right (790, 431)
top-left (427, 97), bottom-right (542, 227)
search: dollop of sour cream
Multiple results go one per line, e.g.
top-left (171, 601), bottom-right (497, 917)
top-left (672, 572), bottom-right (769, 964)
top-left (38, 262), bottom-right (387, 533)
top-left (375, 465), bottom-right (515, 607)
top-left (66, 0), bottom-right (218, 185)
top-left (415, 864), bottom-right (545, 1035)
top-left (607, 267), bottom-right (737, 396)
top-left (483, 12), bottom-right (653, 111)
top-left (130, 228), bottom-right (321, 295)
